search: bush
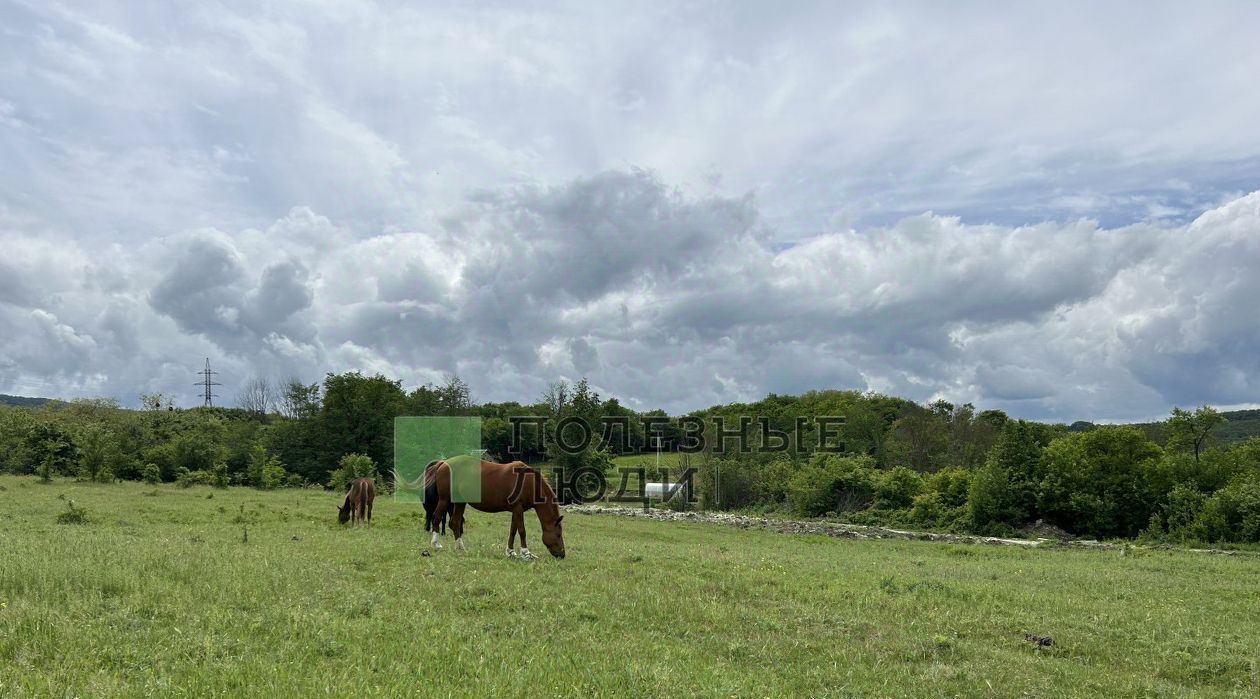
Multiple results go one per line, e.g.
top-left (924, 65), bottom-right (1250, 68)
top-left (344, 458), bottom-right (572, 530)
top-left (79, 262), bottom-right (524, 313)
top-left (56, 499), bottom-right (90, 524)
top-left (1181, 474), bottom-right (1260, 543)
top-left (1161, 483), bottom-right (1205, 536)
top-left (141, 462), bottom-right (161, 485)
top-left (329, 453), bottom-right (379, 492)
top-left (249, 443), bottom-right (289, 490)
top-left (210, 462), bottom-right (229, 488)
top-left (786, 454), bottom-right (875, 517)
top-left (875, 467), bottom-right (924, 509)
top-left (927, 468), bottom-right (970, 508)
top-left (93, 467), bottom-right (115, 484)
top-left (260, 460), bottom-right (288, 490)
top-left (176, 468), bottom-right (211, 488)
top-left (910, 491), bottom-right (943, 525)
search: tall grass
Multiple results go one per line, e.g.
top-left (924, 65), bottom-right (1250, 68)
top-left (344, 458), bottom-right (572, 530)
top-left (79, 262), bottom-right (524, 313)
top-left (1, 475), bottom-right (1258, 697)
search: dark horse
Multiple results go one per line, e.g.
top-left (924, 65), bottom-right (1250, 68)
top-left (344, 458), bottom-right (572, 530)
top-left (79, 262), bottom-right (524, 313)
top-left (424, 458), bottom-right (565, 559)
top-left (422, 460), bottom-right (448, 535)
top-left (393, 461), bottom-right (448, 534)
top-left (338, 477), bottom-right (376, 525)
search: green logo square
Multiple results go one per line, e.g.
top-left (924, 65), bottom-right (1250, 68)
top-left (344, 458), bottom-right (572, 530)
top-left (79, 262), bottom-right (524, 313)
top-left (393, 416), bottom-right (482, 503)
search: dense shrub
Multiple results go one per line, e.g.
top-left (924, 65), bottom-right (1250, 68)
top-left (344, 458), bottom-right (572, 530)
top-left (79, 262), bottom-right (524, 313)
top-left (210, 462), bottom-right (229, 488)
top-left (175, 468), bottom-right (211, 488)
top-left (260, 460), bottom-right (288, 490)
top-left (786, 454), bottom-right (875, 517)
top-left (1161, 483), bottom-right (1205, 534)
top-left (927, 467), bottom-right (970, 508)
top-left (1037, 427), bottom-right (1163, 538)
top-left (1171, 474), bottom-right (1260, 543)
top-left (56, 499), bottom-right (90, 524)
top-left (248, 443), bottom-right (289, 489)
top-left (910, 492), bottom-right (943, 525)
top-left (329, 453), bottom-right (378, 492)
top-left (874, 467), bottom-right (924, 509)
top-left (141, 462), bottom-right (161, 484)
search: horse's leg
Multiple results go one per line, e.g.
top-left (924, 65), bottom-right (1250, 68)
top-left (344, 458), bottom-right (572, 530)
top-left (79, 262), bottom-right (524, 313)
top-left (518, 510), bottom-right (535, 560)
top-left (431, 497), bottom-right (449, 549)
top-left (367, 498), bottom-right (373, 524)
top-left (507, 509), bottom-right (522, 557)
top-left (452, 503), bottom-right (467, 551)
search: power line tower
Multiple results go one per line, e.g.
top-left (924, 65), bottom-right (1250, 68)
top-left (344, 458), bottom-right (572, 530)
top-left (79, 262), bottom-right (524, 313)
top-left (195, 358), bottom-right (221, 407)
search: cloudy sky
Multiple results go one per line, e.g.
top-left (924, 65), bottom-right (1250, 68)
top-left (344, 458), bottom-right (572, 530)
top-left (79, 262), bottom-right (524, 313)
top-left (2, 1), bottom-right (1260, 421)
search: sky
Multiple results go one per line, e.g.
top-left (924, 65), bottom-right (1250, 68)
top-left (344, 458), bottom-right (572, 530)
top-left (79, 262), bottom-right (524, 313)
top-left (2, 0), bottom-right (1260, 421)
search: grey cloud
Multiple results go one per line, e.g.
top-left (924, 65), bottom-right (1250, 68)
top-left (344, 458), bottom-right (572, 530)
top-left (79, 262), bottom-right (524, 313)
top-left (148, 236), bottom-right (247, 341)
top-left (4, 2), bottom-right (1260, 419)
top-left (0, 262), bottom-right (35, 306)
top-left (6, 168), bottom-right (1260, 421)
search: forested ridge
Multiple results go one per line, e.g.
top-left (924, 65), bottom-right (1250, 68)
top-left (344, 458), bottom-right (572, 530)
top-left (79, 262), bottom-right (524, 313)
top-left (2, 374), bottom-right (1259, 546)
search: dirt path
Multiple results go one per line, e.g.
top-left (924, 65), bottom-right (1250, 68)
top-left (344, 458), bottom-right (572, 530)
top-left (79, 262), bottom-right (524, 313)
top-left (566, 504), bottom-right (1252, 555)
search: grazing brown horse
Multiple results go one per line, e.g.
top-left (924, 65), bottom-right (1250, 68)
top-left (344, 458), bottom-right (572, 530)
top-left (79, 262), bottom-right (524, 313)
top-left (425, 459), bottom-right (565, 559)
top-left (338, 477), bottom-right (376, 525)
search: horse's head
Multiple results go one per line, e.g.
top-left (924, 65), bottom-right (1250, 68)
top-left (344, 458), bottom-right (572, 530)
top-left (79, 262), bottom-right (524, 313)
top-left (337, 503), bottom-right (350, 524)
top-left (542, 514), bottom-right (565, 558)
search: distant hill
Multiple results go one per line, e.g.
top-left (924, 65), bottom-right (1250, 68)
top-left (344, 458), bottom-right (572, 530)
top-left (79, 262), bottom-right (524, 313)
top-left (1069, 408), bottom-right (1260, 446)
top-left (1215, 409), bottom-right (1260, 444)
top-left (0, 393), bottom-right (50, 408)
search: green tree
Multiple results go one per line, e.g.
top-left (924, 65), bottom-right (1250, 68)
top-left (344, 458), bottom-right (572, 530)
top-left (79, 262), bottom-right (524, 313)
top-left (248, 443), bottom-right (288, 489)
top-left (319, 372), bottom-right (406, 476)
top-left (1038, 427), bottom-right (1163, 538)
top-left (886, 403), bottom-right (948, 472)
top-left (77, 426), bottom-right (108, 482)
top-left (280, 379), bottom-right (322, 419)
top-left (1165, 405), bottom-right (1226, 462)
top-left (969, 420), bottom-right (1046, 534)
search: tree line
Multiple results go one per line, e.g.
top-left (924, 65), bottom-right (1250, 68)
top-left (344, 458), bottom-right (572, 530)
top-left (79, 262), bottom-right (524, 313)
top-left (1, 374), bottom-right (1258, 545)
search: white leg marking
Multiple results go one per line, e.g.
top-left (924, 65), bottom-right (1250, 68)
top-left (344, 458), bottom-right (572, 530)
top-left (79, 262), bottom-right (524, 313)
top-left (520, 547), bottom-right (536, 561)
top-left (456, 537), bottom-right (466, 551)
top-left (506, 547), bottom-right (516, 558)
top-left (431, 530), bottom-right (442, 549)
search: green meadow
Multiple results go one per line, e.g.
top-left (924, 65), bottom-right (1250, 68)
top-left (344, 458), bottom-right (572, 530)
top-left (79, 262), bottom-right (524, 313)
top-left (1, 475), bottom-right (1258, 697)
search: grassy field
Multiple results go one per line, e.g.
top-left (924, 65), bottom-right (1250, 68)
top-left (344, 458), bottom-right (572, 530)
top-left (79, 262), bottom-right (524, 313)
top-left (2, 476), bottom-right (1259, 697)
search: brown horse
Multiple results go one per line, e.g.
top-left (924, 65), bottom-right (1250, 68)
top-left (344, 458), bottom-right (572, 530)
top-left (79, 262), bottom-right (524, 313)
top-left (390, 461), bottom-right (448, 534)
top-left (338, 477), bottom-right (376, 525)
top-left (425, 459), bottom-right (565, 559)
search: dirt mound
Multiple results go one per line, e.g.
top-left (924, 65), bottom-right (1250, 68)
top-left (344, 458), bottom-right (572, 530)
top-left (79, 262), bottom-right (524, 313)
top-left (1021, 519), bottom-right (1075, 541)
